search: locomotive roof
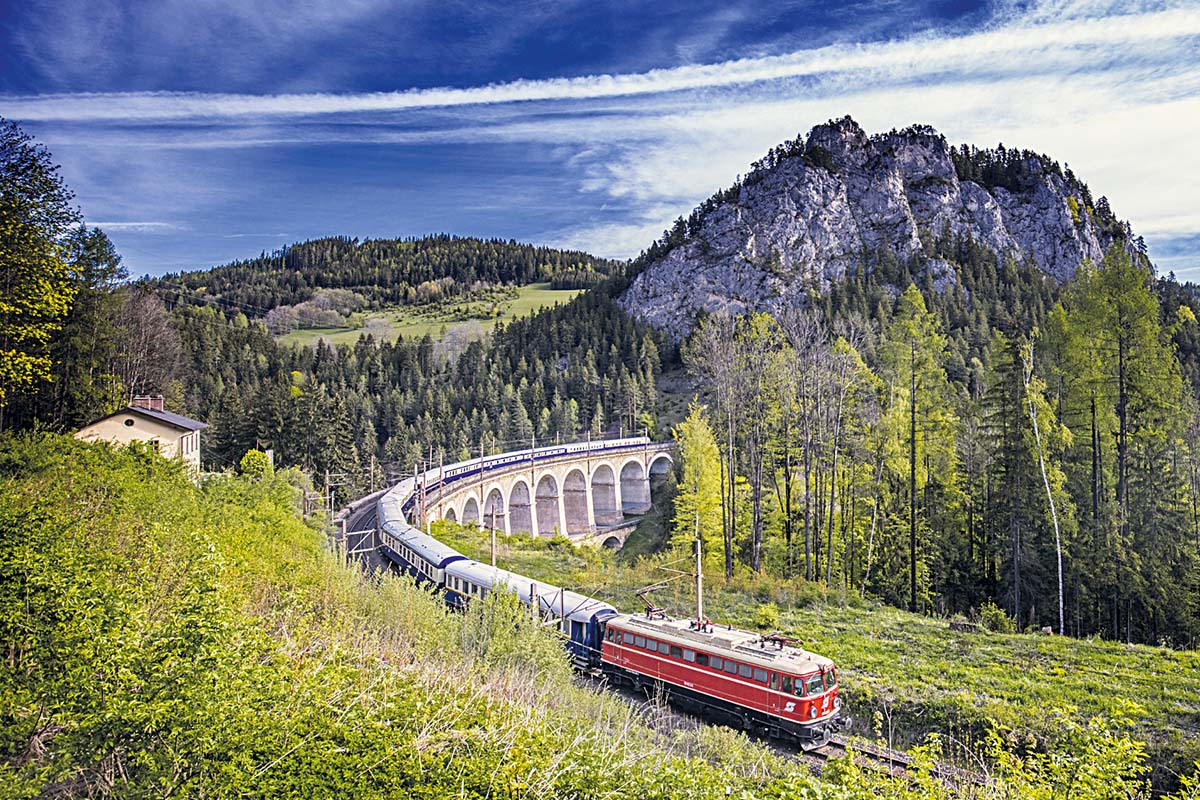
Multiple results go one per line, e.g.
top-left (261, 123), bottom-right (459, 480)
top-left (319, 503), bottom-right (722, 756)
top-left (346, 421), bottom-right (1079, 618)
top-left (611, 613), bottom-right (835, 676)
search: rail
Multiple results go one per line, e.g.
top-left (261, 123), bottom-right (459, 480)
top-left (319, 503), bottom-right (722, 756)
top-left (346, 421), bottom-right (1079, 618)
top-left (402, 435), bottom-right (674, 525)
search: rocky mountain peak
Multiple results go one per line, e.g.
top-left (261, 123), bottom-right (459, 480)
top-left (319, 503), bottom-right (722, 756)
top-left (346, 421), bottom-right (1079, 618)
top-left (619, 117), bottom-right (1136, 339)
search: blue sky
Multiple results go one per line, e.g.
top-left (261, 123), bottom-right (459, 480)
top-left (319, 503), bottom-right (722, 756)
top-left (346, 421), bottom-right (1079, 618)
top-left (2, 0), bottom-right (1199, 278)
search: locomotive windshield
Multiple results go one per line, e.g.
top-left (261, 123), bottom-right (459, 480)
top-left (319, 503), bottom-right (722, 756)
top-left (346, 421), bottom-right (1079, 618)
top-left (804, 674), bottom-right (825, 695)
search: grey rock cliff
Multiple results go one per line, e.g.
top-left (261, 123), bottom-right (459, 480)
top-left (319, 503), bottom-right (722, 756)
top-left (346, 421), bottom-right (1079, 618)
top-left (620, 117), bottom-right (1128, 339)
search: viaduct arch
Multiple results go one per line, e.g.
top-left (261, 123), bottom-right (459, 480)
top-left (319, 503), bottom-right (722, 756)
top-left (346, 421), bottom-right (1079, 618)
top-left (412, 437), bottom-right (675, 549)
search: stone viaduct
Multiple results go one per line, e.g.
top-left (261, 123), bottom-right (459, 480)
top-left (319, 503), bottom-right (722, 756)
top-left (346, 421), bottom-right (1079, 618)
top-left (415, 437), bottom-right (675, 549)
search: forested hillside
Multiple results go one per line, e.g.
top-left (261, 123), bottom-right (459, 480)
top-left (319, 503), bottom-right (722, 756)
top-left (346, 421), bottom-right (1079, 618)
top-left (158, 235), bottom-right (619, 316)
top-left (179, 286), bottom-right (664, 492)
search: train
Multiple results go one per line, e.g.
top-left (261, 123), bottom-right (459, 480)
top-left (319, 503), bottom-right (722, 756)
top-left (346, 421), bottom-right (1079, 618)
top-left (375, 438), bottom-right (847, 749)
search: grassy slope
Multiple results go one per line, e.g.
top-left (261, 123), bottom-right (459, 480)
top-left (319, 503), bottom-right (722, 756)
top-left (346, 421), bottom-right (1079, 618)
top-left (0, 437), bottom-right (1181, 798)
top-left (277, 282), bottom-right (584, 347)
top-left (434, 521), bottom-right (1200, 787)
top-left (0, 435), bottom-right (828, 799)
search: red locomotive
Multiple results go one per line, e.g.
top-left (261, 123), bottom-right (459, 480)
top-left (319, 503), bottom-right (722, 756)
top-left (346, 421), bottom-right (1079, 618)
top-left (598, 613), bottom-right (844, 747)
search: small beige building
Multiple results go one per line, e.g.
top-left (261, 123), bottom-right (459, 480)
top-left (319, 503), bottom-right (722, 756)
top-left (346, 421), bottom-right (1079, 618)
top-left (75, 396), bottom-right (208, 472)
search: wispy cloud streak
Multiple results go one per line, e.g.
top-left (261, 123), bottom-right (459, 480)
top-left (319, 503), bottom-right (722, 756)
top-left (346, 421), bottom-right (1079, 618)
top-left (6, 6), bottom-right (1198, 122)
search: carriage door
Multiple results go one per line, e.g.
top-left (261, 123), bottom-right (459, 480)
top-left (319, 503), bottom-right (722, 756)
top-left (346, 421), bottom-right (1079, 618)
top-left (571, 619), bottom-right (586, 657)
top-left (768, 672), bottom-right (783, 717)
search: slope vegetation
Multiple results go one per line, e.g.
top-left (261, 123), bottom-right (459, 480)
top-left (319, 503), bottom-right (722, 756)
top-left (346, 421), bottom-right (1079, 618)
top-left (436, 522), bottom-right (1200, 791)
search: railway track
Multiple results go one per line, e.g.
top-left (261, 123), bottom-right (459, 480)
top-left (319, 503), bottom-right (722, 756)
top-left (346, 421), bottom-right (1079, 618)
top-left (804, 734), bottom-right (990, 790)
top-left (587, 674), bottom-right (988, 791)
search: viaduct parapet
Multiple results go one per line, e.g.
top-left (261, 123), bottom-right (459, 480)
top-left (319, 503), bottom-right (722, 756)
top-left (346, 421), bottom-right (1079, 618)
top-left (399, 436), bottom-right (674, 549)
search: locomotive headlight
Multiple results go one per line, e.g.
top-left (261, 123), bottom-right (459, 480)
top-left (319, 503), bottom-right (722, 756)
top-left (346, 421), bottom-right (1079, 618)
top-left (834, 697), bottom-right (841, 711)
top-left (810, 707), bottom-right (818, 718)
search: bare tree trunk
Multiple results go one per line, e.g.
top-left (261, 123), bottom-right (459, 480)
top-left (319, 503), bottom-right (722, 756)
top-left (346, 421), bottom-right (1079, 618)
top-left (909, 339), bottom-right (918, 614)
top-left (1023, 344), bottom-right (1065, 636)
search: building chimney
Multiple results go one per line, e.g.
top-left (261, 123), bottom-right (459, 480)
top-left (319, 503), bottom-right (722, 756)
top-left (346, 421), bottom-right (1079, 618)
top-left (132, 395), bottom-right (165, 412)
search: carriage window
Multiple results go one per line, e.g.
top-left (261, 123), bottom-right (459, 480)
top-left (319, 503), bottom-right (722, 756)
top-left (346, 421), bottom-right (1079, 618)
top-left (683, 649), bottom-right (696, 663)
top-left (623, 632), bottom-right (634, 645)
top-left (724, 660), bottom-right (737, 674)
top-left (738, 664), bottom-right (753, 679)
top-left (753, 668), bottom-right (768, 683)
top-left (805, 675), bottom-right (825, 695)
top-left (658, 642), bottom-right (670, 655)
top-left (695, 653), bottom-right (708, 666)
top-left (634, 635), bottom-right (645, 648)
top-left (782, 676), bottom-right (794, 694)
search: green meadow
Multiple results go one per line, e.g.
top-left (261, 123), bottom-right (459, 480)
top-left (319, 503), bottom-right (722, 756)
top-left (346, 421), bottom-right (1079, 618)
top-left (277, 282), bottom-right (585, 347)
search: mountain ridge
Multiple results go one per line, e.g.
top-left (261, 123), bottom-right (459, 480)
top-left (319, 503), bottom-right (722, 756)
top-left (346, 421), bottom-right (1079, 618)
top-left (620, 116), bottom-right (1139, 338)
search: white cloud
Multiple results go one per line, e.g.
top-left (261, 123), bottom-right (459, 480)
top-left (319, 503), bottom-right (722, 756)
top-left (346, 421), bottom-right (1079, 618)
top-left (88, 221), bottom-right (179, 233)
top-left (8, 0), bottom-right (1199, 263)
top-left (5, 5), bottom-right (1198, 122)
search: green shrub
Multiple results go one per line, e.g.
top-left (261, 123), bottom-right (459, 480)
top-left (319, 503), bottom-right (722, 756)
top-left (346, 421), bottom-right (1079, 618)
top-left (754, 602), bottom-right (781, 630)
top-left (980, 600), bottom-right (1015, 633)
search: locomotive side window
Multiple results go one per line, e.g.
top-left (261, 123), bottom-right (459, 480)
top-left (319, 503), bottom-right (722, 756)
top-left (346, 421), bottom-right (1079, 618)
top-left (724, 660), bottom-right (737, 675)
top-left (623, 632), bottom-right (634, 645)
top-left (683, 649), bottom-right (696, 663)
top-left (738, 664), bottom-right (753, 679)
top-left (669, 645), bottom-right (682, 658)
top-left (708, 656), bottom-right (721, 670)
top-left (634, 635), bottom-right (645, 648)
top-left (753, 668), bottom-right (768, 683)
top-left (825, 668), bottom-right (837, 688)
top-left (769, 673), bottom-right (779, 690)
top-left (658, 642), bottom-right (670, 655)
top-left (695, 653), bottom-right (708, 666)
top-left (782, 676), bottom-right (794, 694)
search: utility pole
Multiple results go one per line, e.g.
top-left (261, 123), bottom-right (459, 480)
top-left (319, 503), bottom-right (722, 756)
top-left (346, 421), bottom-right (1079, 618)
top-left (695, 506), bottom-right (704, 624)
top-left (325, 469), bottom-right (332, 520)
top-left (909, 339), bottom-right (918, 614)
